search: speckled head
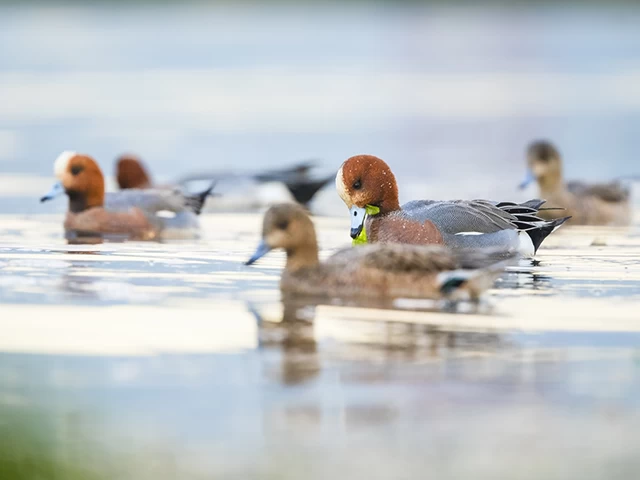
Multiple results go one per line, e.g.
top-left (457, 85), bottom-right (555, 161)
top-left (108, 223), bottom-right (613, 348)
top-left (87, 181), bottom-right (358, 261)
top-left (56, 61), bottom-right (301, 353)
top-left (335, 155), bottom-right (400, 214)
top-left (116, 154), bottom-right (152, 189)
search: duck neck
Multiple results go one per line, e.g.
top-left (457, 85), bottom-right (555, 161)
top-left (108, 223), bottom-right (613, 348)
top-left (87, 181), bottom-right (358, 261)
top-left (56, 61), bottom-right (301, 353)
top-left (365, 215), bottom-right (380, 243)
top-left (375, 171), bottom-right (401, 214)
top-left (285, 243), bottom-right (319, 272)
top-left (67, 189), bottom-right (104, 213)
top-left (377, 195), bottom-right (400, 215)
top-left (538, 170), bottom-right (564, 195)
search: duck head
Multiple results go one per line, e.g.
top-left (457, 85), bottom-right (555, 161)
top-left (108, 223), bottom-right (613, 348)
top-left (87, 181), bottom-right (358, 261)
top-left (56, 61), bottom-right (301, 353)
top-left (520, 140), bottom-right (563, 191)
top-left (41, 151), bottom-right (105, 213)
top-left (116, 154), bottom-right (152, 189)
top-left (335, 154), bottom-right (400, 241)
top-left (246, 203), bottom-right (320, 271)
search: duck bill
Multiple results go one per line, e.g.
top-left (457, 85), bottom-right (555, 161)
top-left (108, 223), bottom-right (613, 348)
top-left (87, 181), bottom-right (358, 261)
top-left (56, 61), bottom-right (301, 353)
top-left (40, 181), bottom-right (65, 202)
top-left (349, 205), bottom-right (366, 239)
top-left (518, 170), bottom-right (535, 190)
top-left (245, 240), bottom-right (272, 265)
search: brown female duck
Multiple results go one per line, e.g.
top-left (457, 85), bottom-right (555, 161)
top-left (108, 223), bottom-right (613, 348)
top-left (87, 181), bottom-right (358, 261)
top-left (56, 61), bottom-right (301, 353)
top-left (520, 140), bottom-right (631, 226)
top-left (246, 203), bottom-right (512, 301)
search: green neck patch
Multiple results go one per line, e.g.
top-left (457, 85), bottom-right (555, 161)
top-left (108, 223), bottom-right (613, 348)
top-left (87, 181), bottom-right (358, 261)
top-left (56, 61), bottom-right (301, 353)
top-left (352, 205), bottom-right (380, 246)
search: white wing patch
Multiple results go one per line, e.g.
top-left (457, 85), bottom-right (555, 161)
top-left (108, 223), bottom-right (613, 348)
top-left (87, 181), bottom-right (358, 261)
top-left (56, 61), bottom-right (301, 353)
top-left (454, 231), bottom-right (484, 236)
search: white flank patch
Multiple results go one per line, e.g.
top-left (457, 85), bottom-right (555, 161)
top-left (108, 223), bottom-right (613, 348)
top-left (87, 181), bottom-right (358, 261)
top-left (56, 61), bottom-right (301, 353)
top-left (335, 163), bottom-right (350, 207)
top-left (518, 231), bottom-right (535, 257)
top-left (54, 150), bottom-right (77, 179)
top-left (156, 210), bottom-right (177, 219)
top-left (454, 231), bottom-right (483, 236)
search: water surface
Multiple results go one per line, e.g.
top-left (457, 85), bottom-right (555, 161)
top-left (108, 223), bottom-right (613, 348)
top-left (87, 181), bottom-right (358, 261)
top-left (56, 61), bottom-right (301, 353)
top-left (1, 212), bottom-right (640, 478)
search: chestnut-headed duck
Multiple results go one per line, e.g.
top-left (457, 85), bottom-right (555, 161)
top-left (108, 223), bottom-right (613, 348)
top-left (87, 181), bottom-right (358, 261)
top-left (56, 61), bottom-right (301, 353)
top-left (336, 155), bottom-right (570, 257)
top-left (520, 140), bottom-right (631, 226)
top-left (115, 154), bottom-right (152, 190)
top-left (41, 151), bottom-right (212, 241)
top-left (245, 203), bottom-right (513, 301)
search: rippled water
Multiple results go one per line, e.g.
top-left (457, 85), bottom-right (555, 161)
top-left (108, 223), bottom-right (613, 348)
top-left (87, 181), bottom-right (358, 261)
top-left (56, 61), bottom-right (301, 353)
top-left (1, 211), bottom-right (640, 478)
top-left (2, 2), bottom-right (640, 479)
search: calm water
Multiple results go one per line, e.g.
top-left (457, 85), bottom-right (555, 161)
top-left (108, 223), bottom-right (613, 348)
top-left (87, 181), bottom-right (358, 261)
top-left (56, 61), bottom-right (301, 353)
top-left (1, 3), bottom-right (640, 479)
top-left (1, 213), bottom-right (640, 479)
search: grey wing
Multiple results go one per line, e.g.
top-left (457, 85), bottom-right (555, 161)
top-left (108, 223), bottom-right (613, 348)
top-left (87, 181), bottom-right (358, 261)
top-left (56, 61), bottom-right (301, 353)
top-left (567, 180), bottom-right (630, 203)
top-left (105, 189), bottom-right (188, 214)
top-left (401, 199), bottom-right (517, 234)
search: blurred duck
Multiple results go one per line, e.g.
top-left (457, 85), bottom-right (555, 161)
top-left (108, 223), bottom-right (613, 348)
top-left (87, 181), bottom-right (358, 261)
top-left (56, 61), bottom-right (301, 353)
top-left (336, 155), bottom-right (569, 257)
top-left (520, 140), bottom-right (631, 226)
top-left (115, 154), bottom-right (152, 189)
top-left (246, 203), bottom-right (512, 301)
top-left (41, 151), bottom-right (212, 241)
top-left (178, 160), bottom-right (334, 208)
top-left (252, 161), bottom-right (335, 206)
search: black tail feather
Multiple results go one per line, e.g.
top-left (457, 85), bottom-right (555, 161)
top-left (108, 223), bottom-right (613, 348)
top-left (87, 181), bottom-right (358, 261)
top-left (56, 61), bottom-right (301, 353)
top-left (495, 199), bottom-right (569, 254)
top-left (498, 206), bottom-right (540, 215)
top-left (497, 199), bottom-right (546, 210)
top-left (285, 175), bottom-right (334, 206)
top-left (184, 182), bottom-right (216, 215)
top-left (525, 216), bottom-right (571, 253)
top-left (519, 199), bottom-right (547, 210)
top-left (512, 214), bottom-right (546, 223)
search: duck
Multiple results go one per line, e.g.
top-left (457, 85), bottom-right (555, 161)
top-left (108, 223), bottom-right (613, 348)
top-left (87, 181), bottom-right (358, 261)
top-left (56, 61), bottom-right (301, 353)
top-left (245, 203), bottom-right (513, 301)
top-left (41, 151), bottom-right (212, 241)
top-left (335, 155), bottom-right (569, 257)
top-left (519, 140), bottom-right (631, 226)
top-left (177, 160), bottom-right (334, 208)
top-left (115, 154), bottom-right (153, 190)
top-left (252, 161), bottom-right (335, 206)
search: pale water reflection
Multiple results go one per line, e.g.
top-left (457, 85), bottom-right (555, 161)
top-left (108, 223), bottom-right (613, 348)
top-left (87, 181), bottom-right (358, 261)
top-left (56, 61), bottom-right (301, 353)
top-left (0, 213), bottom-right (639, 478)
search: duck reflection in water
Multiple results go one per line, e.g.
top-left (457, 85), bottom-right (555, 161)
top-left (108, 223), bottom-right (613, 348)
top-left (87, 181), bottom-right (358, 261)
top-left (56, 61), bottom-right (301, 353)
top-left (249, 299), bottom-right (508, 387)
top-left (249, 301), bottom-right (320, 385)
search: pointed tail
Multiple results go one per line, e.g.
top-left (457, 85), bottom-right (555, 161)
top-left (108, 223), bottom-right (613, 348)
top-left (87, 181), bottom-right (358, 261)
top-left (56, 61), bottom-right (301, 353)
top-left (523, 216), bottom-right (571, 253)
top-left (184, 182), bottom-right (216, 215)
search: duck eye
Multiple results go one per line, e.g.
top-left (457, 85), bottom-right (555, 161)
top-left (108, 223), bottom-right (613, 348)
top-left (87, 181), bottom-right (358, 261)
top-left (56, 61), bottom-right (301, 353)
top-left (70, 165), bottom-right (84, 176)
top-left (276, 220), bottom-right (289, 230)
top-left (352, 179), bottom-right (362, 190)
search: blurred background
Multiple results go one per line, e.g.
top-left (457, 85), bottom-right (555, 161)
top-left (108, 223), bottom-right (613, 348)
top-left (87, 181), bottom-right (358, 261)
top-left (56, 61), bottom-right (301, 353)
top-left (1, 0), bottom-right (640, 213)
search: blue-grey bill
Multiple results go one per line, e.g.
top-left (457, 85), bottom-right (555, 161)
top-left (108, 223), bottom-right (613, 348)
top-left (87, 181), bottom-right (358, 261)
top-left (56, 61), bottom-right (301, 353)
top-left (350, 225), bottom-right (363, 239)
top-left (245, 240), bottom-right (272, 265)
top-left (41, 181), bottom-right (65, 202)
top-left (518, 170), bottom-right (535, 190)
top-left (349, 205), bottom-right (366, 239)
